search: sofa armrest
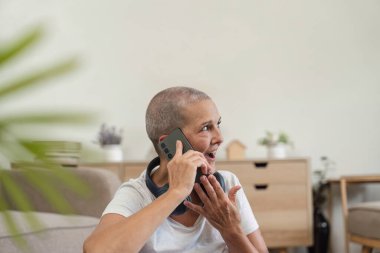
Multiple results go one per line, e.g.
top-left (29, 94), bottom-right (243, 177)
top-left (1, 166), bottom-right (121, 217)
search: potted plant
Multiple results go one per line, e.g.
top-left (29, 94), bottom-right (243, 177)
top-left (96, 123), bottom-right (124, 162)
top-left (258, 131), bottom-right (292, 158)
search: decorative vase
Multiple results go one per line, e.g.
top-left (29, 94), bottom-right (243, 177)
top-left (103, 144), bottom-right (124, 162)
top-left (267, 144), bottom-right (287, 158)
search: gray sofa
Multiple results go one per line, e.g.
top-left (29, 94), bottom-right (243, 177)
top-left (0, 167), bottom-right (121, 253)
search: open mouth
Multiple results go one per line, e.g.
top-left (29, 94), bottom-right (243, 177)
top-left (203, 151), bottom-right (217, 173)
top-left (205, 152), bottom-right (216, 160)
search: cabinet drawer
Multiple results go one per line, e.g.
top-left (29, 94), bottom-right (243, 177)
top-left (243, 184), bottom-right (308, 211)
top-left (252, 160), bottom-right (308, 184)
top-left (217, 160), bottom-right (308, 184)
top-left (257, 210), bottom-right (308, 231)
top-left (216, 161), bottom-right (252, 171)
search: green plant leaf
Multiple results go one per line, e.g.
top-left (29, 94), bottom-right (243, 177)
top-left (0, 58), bottom-right (78, 100)
top-left (0, 24), bottom-right (93, 250)
top-left (0, 26), bottom-right (43, 66)
top-left (0, 210), bottom-right (27, 249)
top-left (0, 112), bottom-right (94, 127)
top-left (0, 170), bottom-right (44, 248)
top-left (278, 132), bottom-right (289, 144)
top-left (19, 141), bottom-right (91, 198)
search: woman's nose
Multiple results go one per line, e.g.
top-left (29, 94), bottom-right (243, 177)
top-left (212, 128), bottom-right (224, 145)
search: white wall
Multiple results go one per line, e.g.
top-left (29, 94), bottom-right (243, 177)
top-left (1, 0), bottom-right (380, 252)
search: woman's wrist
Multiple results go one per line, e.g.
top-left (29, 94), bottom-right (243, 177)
top-left (220, 225), bottom-right (258, 253)
top-left (219, 224), bottom-right (245, 241)
top-left (166, 187), bottom-right (190, 203)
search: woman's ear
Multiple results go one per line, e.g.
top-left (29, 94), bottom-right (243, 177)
top-left (158, 135), bottom-right (168, 142)
top-left (157, 135), bottom-right (168, 158)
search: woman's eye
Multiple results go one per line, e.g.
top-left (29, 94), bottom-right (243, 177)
top-left (201, 126), bottom-right (209, 131)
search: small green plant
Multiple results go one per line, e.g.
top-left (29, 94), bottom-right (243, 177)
top-left (96, 123), bottom-right (123, 147)
top-left (258, 131), bottom-right (292, 147)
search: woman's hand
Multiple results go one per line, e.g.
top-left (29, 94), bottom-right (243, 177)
top-left (184, 174), bottom-right (242, 234)
top-left (167, 140), bottom-right (211, 198)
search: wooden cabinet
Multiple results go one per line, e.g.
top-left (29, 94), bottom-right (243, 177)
top-left (81, 162), bottom-right (147, 181)
top-left (215, 159), bottom-right (313, 249)
top-left (82, 157), bottom-right (312, 250)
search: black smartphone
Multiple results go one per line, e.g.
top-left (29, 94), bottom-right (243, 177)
top-left (159, 128), bottom-right (206, 185)
top-left (159, 128), bottom-right (226, 193)
top-left (159, 128), bottom-right (193, 160)
top-left (159, 128), bottom-right (226, 194)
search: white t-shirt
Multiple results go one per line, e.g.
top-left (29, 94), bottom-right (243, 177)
top-left (103, 170), bottom-right (259, 253)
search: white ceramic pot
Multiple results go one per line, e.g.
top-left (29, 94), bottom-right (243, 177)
top-left (267, 144), bottom-right (287, 158)
top-left (103, 145), bottom-right (124, 162)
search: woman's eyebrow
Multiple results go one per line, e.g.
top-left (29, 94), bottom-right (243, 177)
top-left (200, 120), bottom-right (212, 126)
top-left (201, 117), bottom-right (222, 126)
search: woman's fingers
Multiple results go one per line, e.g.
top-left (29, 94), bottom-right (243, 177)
top-left (200, 176), bottom-right (218, 202)
top-left (173, 140), bottom-right (183, 158)
top-left (194, 182), bottom-right (211, 205)
top-left (208, 174), bottom-right (227, 198)
top-left (227, 185), bottom-right (241, 205)
top-left (183, 151), bottom-right (211, 174)
top-left (184, 199), bottom-right (204, 215)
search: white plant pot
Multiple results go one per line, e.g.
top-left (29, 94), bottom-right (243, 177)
top-left (268, 144), bottom-right (287, 158)
top-left (103, 145), bottom-right (124, 162)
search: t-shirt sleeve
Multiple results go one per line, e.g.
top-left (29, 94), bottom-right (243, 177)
top-left (102, 180), bottom-right (146, 218)
top-left (220, 171), bottom-right (259, 235)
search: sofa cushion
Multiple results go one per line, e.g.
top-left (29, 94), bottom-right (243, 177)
top-left (0, 210), bottom-right (98, 253)
top-left (2, 167), bottom-right (121, 217)
top-left (348, 201), bottom-right (380, 240)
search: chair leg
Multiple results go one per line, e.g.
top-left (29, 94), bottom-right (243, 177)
top-left (361, 246), bottom-right (372, 253)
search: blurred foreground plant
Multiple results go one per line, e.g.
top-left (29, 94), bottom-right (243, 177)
top-left (0, 26), bottom-right (93, 249)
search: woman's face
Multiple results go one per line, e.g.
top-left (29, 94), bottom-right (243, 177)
top-left (181, 99), bottom-right (224, 170)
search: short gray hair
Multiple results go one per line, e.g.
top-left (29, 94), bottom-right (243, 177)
top-left (146, 86), bottom-right (210, 153)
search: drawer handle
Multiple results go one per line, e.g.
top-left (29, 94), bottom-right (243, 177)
top-left (254, 184), bottom-right (268, 190)
top-left (253, 162), bottom-right (268, 168)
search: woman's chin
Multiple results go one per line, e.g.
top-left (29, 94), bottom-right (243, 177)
top-left (207, 161), bottom-right (216, 172)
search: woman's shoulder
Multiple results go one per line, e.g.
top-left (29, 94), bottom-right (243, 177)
top-left (117, 170), bottom-right (150, 195)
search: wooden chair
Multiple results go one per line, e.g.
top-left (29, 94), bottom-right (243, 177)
top-left (340, 175), bottom-right (380, 253)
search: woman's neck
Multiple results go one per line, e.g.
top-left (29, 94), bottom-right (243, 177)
top-left (151, 157), bottom-right (169, 187)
